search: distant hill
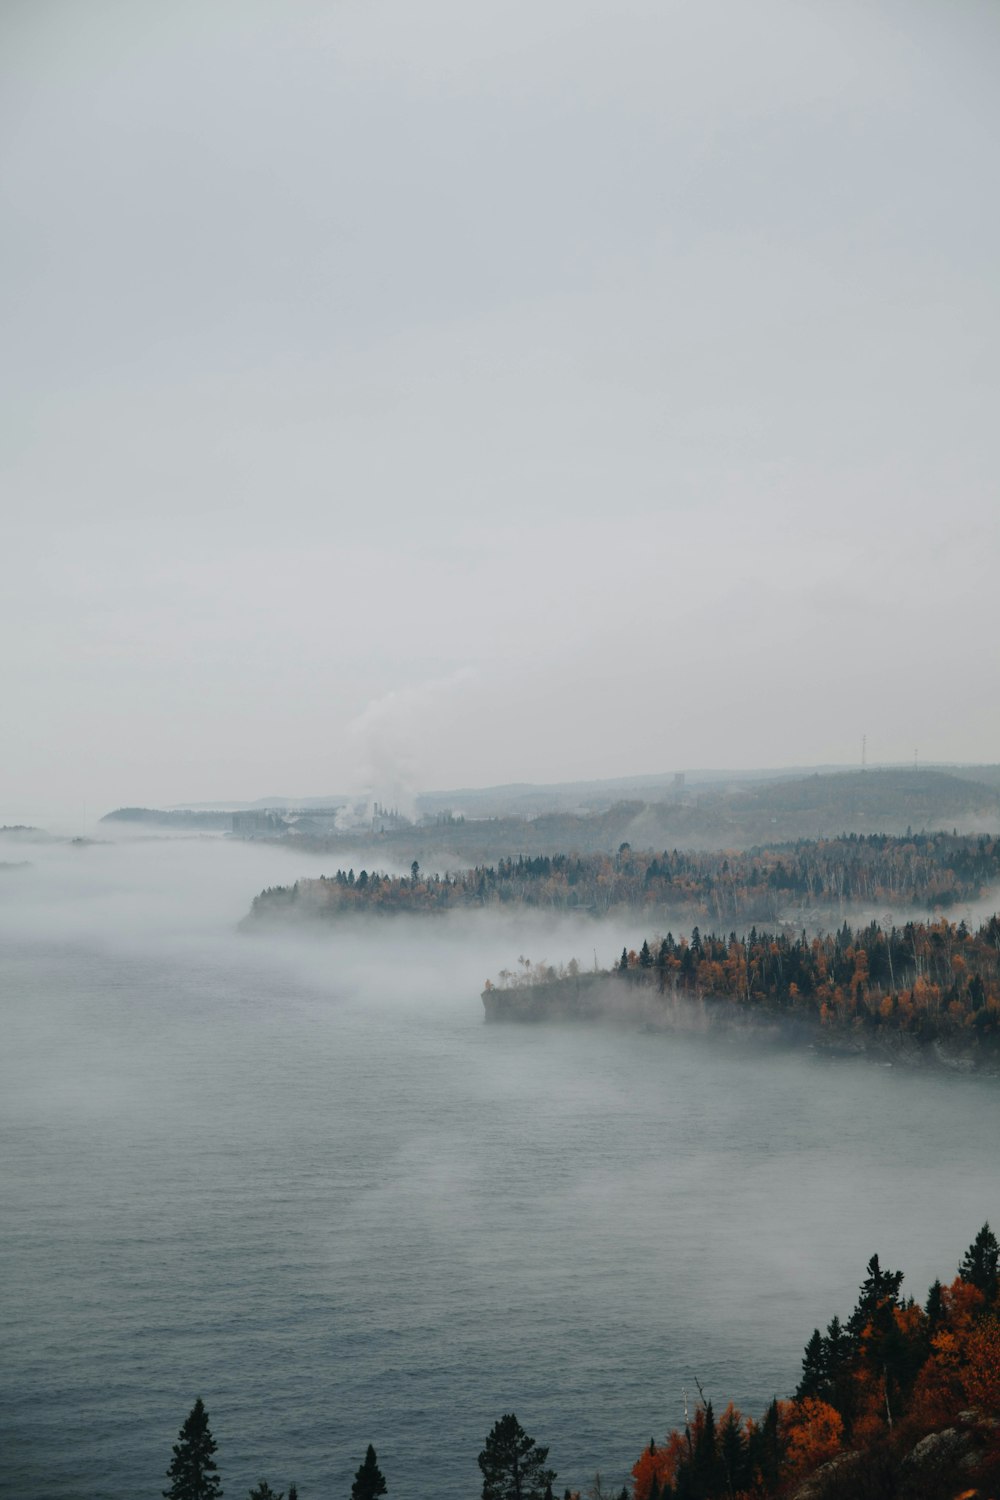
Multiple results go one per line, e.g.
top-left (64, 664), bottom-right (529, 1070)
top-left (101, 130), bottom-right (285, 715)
top-left (102, 766), bottom-right (1000, 854)
top-left (719, 766), bottom-right (1000, 829)
top-left (411, 766), bottom-right (848, 820)
top-left (945, 763), bottom-right (1000, 789)
top-left (239, 767), bottom-right (1000, 860)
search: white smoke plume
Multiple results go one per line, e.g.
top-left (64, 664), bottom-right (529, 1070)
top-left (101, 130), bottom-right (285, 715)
top-left (337, 668), bottom-right (477, 826)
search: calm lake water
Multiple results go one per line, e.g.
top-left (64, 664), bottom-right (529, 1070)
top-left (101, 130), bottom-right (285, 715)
top-left (2, 834), bottom-right (997, 1499)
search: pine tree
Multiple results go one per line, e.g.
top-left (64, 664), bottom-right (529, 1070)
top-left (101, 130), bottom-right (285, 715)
top-left (796, 1329), bottom-right (826, 1400)
top-left (478, 1414), bottom-right (556, 1500)
top-left (925, 1278), bottom-right (945, 1335)
top-left (823, 1315), bottom-right (855, 1423)
top-left (164, 1398), bottom-right (223, 1500)
top-left (691, 1402), bottom-right (720, 1496)
top-left (718, 1406), bottom-right (748, 1495)
top-left (351, 1445), bottom-right (387, 1500)
top-left (749, 1399), bottom-right (783, 1492)
top-left (847, 1254), bottom-right (904, 1343)
top-left (247, 1485), bottom-right (282, 1500)
top-left (959, 1223), bottom-right (999, 1303)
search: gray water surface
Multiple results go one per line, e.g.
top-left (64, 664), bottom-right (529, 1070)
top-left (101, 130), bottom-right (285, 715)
top-left (1, 836), bottom-right (997, 1499)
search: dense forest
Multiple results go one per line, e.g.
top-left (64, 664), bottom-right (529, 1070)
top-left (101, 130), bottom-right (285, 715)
top-left (484, 915), bottom-right (1000, 1060)
top-left (246, 832), bottom-right (1000, 926)
top-left (627, 1223), bottom-right (1000, 1499)
top-left (160, 1228), bottom-right (1000, 1499)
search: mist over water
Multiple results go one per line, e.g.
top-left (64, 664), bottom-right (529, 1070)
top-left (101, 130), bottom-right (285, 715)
top-left (2, 835), bottom-right (997, 1499)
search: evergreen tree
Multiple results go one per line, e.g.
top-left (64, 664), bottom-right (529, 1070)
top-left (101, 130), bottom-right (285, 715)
top-left (823, 1315), bottom-right (855, 1423)
top-left (351, 1445), bottom-right (387, 1500)
top-left (796, 1329), bottom-right (826, 1400)
top-left (247, 1485), bottom-right (282, 1500)
top-left (824, 1313), bottom-right (848, 1368)
top-left (924, 1278), bottom-right (945, 1336)
top-left (959, 1223), bottom-right (1000, 1303)
top-left (164, 1398), bottom-right (223, 1500)
top-left (717, 1407), bottom-right (748, 1496)
top-left (847, 1254), bottom-right (904, 1343)
top-left (478, 1414), bottom-right (556, 1500)
top-left (692, 1402), bottom-right (721, 1497)
top-left (747, 1400), bottom-right (782, 1493)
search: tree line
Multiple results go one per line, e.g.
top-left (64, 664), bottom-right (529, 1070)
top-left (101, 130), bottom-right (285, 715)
top-left (161, 1226), bottom-right (999, 1499)
top-left (161, 1405), bottom-right (559, 1500)
top-left (247, 833), bottom-right (1000, 926)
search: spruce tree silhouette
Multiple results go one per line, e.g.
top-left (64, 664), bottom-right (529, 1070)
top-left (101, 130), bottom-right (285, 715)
top-left (478, 1414), bottom-right (555, 1500)
top-left (351, 1444), bottom-right (387, 1500)
top-left (163, 1398), bottom-right (222, 1500)
top-left (959, 1223), bottom-right (1000, 1302)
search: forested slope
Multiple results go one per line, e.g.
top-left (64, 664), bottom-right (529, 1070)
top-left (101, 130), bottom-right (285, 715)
top-left (627, 1224), bottom-right (1000, 1499)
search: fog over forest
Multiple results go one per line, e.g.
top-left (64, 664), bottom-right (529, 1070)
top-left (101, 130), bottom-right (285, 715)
top-left (3, 831), bottom-right (1000, 1496)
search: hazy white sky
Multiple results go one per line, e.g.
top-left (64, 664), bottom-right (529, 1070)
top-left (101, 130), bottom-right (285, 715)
top-left (3, 0), bottom-right (999, 820)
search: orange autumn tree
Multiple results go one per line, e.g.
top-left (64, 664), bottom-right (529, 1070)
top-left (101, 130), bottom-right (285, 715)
top-left (631, 1433), bottom-right (686, 1500)
top-left (962, 1316), bottom-right (1000, 1410)
top-left (782, 1398), bottom-right (843, 1483)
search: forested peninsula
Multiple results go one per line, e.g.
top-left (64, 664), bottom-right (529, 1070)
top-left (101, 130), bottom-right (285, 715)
top-left (245, 832), bottom-right (1000, 927)
top-left (483, 916), bottom-right (1000, 1071)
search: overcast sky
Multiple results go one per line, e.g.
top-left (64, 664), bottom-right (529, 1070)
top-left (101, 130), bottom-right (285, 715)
top-left (3, 0), bottom-right (999, 820)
